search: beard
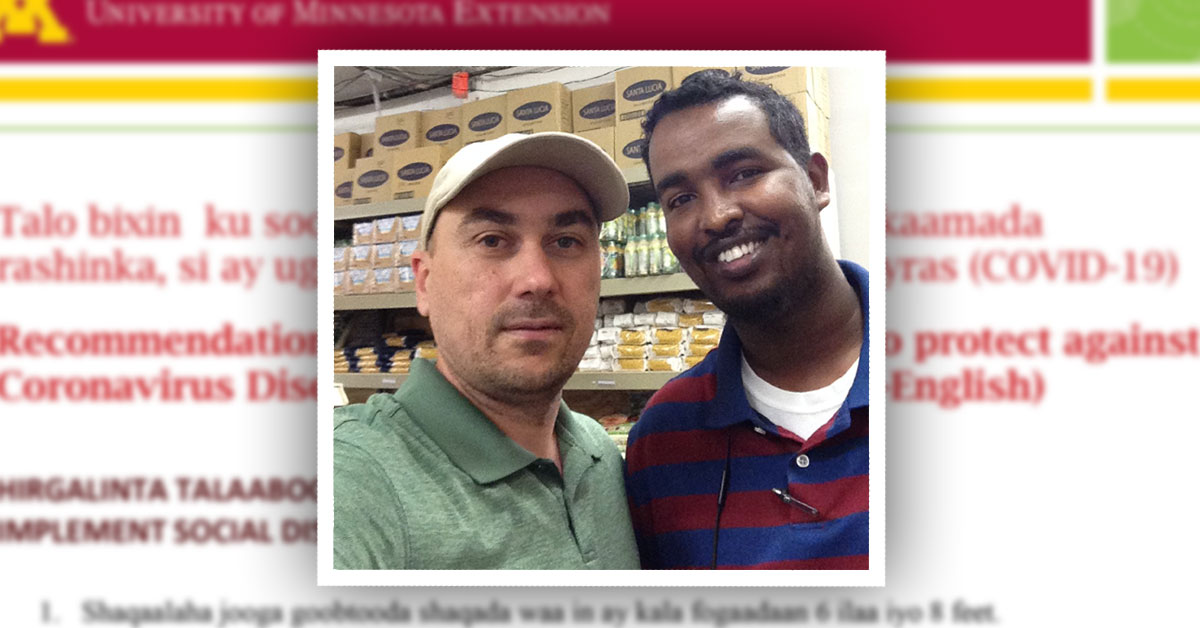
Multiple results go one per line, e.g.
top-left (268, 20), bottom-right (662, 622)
top-left (706, 257), bottom-right (820, 328)
top-left (435, 299), bottom-right (587, 412)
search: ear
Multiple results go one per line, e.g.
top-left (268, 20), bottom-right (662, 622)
top-left (806, 152), bottom-right (831, 211)
top-left (412, 249), bottom-right (432, 317)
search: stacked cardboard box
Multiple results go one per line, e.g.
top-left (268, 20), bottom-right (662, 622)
top-left (613, 68), bottom-right (671, 170)
top-left (334, 214), bottom-right (421, 295)
top-left (506, 82), bottom-right (573, 134)
top-left (741, 66), bottom-right (832, 158)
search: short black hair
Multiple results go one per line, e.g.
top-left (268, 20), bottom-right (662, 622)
top-left (640, 70), bottom-right (811, 182)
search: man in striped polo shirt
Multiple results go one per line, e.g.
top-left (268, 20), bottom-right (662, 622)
top-left (625, 72), bottom-right (869, 569)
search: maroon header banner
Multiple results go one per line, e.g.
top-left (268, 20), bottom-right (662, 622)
top-left (0, 0), bottom-right (1089, 63)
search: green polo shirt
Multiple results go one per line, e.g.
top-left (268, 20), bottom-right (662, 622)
top-left (334, 359), bottom-right (640, 570)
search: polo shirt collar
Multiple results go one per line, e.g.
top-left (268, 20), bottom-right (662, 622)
top-left (704, 259), bottom-right (870, 437)
top-left (398, 359), bottom-right (597, 484)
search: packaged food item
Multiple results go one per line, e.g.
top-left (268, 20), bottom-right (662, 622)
top-left (396, 239), bottom-right (419, 256)
top-left (652, 327), bottom-right (685, 344)
top-left (654, 311), bottom-right (680, 326)
top-left (578, 357), bottom-right (613, 372)
top-left (650, 343), bottom-right (683, 358)
top-left (399, 214), bottom-right (422, 238)
top-left (349, 245), bottom-right (372, 269)
top-left (383, 335), bottom-right (408, 347)
top-left (615, 358), bottom-right (647, 372)
top-left (687, 343), bottom-right (718, 358)
top-left (633, 312), bottom-right (657, 326)
top-left (333, 246), bottom-right (348, 271)
top-left (414, 341), bottom-right (439, 360)
top-left (596, 327), bottom-right (622, 344)
top-left (352, 221), bottom-right (375, 245)
top-left (619, 328), bottom-right (651, 345)
top-left (374, 216), bottom-right (399, 243)
top-left (702, 311), bottom-right (727, 326)
top-left (346, 269), bottom-right (371, 294)
top-left (598, 298), bottom-right (626, 315)
top-left (624, 238), bottom-right (640, 277)
top-left (685, 356), bottom-right (706, 368)
top-left (679, 313), bottom-right (705, 327)
top-left (616, 344), bottom-right (649, 358)
top-left (333, 271), bottom-right (345, 296)
top-left (683, 299), bottom-right (718, 313)
top-left (691, 326), bottom-right (722, 344)
top-left (648, 357), bottom-right (683, 372)
top-left (386, 361), bottom-right (411, 374)
top-left (612, 313), bottom-right (635, 328)
top-left (640, 298), bottom-right (683, 313)
top-left (662, 244), bottom-right (681, 273)
top-left (373, 242), bottom-right (397, 268)
top-left (636, 236), bottom-right (650, 276)
top-left (647, 235), bottom-right (662, 275)
top-left (371, 267), bottom-right (397, 293)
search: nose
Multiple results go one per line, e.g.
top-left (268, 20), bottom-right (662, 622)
top-left (698, 188), bottom-right (743, 236)
top-left (512, 243), bottom-right (558, 298)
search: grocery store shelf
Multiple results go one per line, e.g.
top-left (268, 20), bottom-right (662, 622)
top-left (334, 274), bottom-right (697, 311)
top-left (598, 273), bottom-right (697, 297)
top-left (334, 198), bottom-right (424, 221)
top-left (566, 371), bottom-right (677, 390)
top-left (335, 371), bottom-right (678, 391)
top-left (335, 292), bottom-right (417, 310)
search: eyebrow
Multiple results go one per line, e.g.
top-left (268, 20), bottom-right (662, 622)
top-left (457, 207), bottom-right (516, 229)
top-left (554, 209), bottom-right (598, 229)
top-left (654, 146), bottom-right (766, 196)
top-left (456, 207), bottom-right (597, 232)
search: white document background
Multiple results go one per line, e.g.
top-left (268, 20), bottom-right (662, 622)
top-left (2, 62), bottom-right (1199, 626)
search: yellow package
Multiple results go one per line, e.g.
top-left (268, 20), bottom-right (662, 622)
top-left (650, 343), bottom-right (682, 358)
top-left (616, 358), bottom-right (647, 372)
top-left (619, 329), bottom-right (650, 345)
top-left (683, 299), bottom-right (718, 313)
top-left (617, 344), bottom-right (649, 358)
top-left (678, 313), bottom-right (704, 327)
top-left (644, 298), bottom-right (683, 313)
top-left (647, 357), bottom-right (683, 372)
top-left (653, 327), bottom-right (684, 344)
top-left (692, 326), bottom-right (721, 344)
top-left (685, 356), bottom-right (706, 368)
top-left (687, 343), bottom-right (718, 358)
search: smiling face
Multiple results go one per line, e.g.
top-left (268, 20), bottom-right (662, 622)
top-left (647, 96), bottom-right (832, 322)
top-left (413, 166), bottom-right (601, 405)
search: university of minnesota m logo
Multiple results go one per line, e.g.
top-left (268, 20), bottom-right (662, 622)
top-left (0, 0), bottom-right (71, 44)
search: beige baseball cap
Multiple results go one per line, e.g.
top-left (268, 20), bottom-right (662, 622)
top-left (419, 132), bottom-right (630, 247)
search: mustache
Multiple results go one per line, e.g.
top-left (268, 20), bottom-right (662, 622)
top-left (696, 225), bottom-right (778, 263)
top-left (490, 300), bottom-right (575, 333)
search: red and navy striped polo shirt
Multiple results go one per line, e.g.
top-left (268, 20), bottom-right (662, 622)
top-left (625, 260), bottom-right (870, 570)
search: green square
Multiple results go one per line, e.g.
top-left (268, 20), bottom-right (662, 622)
top-left (1109, 0), bottom-right (1200, 62)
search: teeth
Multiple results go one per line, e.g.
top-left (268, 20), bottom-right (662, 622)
top-left (717, 241), bottom-right (762, 264)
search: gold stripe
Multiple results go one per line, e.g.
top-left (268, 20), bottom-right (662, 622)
top-left (0, 78), bottom-right (316, 101)
top-left (887, 78), bottom-right (1091, 102)
top-left (1107, 78), bottom-right (1200, 101)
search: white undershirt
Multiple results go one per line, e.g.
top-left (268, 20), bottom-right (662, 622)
top-left (741, 354), bottom-right (860, 440)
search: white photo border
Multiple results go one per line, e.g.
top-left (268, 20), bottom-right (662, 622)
top-left (317, 49), bottom-right (886, 587)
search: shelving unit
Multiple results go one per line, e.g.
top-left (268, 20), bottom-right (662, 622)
top-left (335, 273), bottom-right (697, 312)
top-left (335, 371), bottom-right (678, 392)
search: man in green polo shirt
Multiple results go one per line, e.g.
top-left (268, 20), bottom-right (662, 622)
top-left (334, 132), bottom-right (640, 570)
